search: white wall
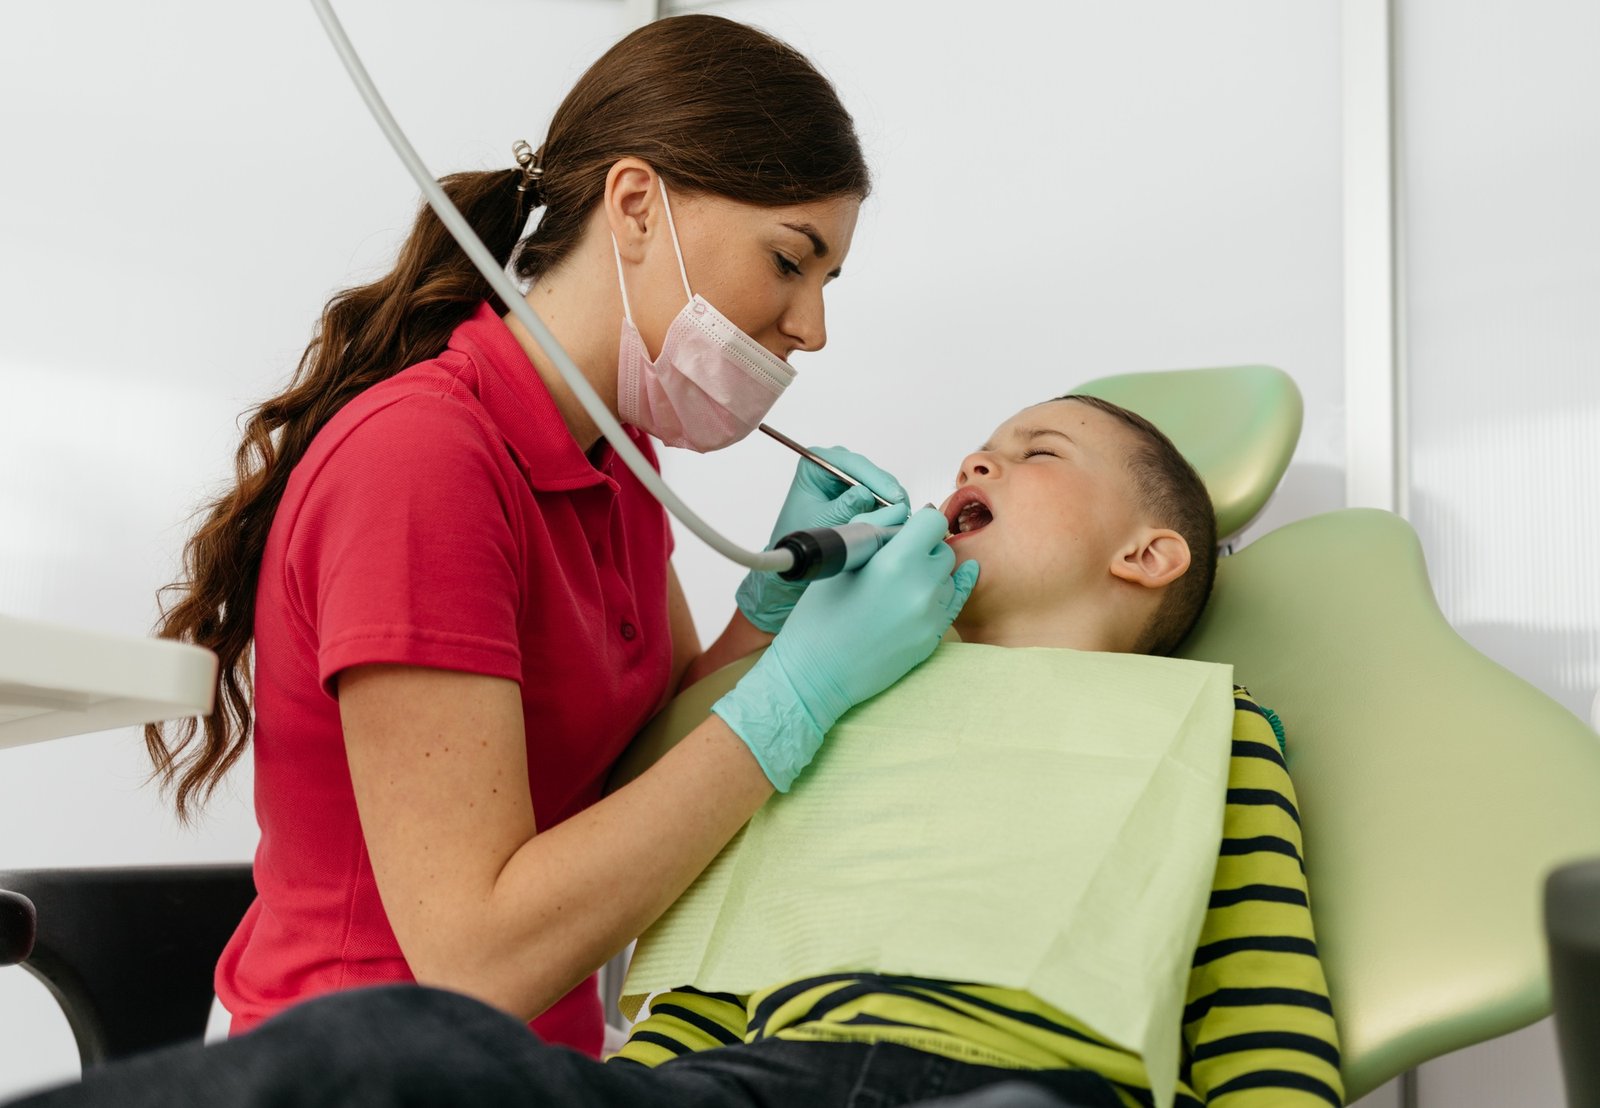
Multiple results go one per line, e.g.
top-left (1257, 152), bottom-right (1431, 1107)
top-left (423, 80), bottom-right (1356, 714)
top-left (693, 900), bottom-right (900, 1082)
top-left (2, 0), bottom-right (1349, 1100)
top-left (1399, 0), bottom-right (1600, 1104)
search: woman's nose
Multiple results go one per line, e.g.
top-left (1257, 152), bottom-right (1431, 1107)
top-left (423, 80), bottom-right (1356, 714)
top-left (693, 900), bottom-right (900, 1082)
top-left (781, 287), bottom-right (828, 354)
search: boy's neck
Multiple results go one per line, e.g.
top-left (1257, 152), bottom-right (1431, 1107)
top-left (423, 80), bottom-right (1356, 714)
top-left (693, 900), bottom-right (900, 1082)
top-left (954, 601), bottom-right (1133, 653)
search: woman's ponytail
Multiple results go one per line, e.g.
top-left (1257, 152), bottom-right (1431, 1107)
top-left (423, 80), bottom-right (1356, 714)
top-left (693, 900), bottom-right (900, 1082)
top-left (147, 168), bottom-right (525, 821)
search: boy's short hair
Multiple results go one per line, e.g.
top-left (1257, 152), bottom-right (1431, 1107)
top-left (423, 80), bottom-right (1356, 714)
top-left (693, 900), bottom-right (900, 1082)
top-left (1055, 394), bottom-right (1218, 655)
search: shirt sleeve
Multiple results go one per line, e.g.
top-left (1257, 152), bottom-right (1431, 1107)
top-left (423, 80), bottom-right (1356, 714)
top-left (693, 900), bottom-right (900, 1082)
top-left (607, 987), bottom-right (749, 1067)
top-left (284, 393), bottom-right (526, 698)
top-left (1180, 689), bottom-right (1345, 1106)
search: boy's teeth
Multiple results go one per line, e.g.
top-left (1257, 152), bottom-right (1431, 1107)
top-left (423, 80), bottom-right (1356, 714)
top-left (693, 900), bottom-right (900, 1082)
top-left (956, 503), bottom-right (991, 533)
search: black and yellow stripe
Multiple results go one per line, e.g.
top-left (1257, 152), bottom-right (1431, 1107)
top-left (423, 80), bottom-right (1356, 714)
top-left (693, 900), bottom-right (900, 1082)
top-left (612, 689), bottom-right (1343, 1106)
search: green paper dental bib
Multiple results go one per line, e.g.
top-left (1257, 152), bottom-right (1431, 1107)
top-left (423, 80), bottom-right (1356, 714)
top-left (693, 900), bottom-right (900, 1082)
top-left (624, 644), bottom-right (1235, 1108)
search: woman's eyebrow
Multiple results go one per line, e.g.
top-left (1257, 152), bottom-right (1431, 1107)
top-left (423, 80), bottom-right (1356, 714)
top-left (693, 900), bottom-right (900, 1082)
top-left (780, 222), bottom-right (829, 257)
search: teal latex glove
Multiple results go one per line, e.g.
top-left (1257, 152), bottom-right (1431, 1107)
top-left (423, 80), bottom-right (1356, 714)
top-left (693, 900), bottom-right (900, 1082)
top-left (735, 446), bottom-right (908, 633)
top-left (714, 505), bottom-right (980, 792)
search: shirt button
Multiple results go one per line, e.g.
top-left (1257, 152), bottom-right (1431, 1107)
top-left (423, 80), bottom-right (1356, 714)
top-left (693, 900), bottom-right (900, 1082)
top-left (620, 621), bottom-right (637, 641)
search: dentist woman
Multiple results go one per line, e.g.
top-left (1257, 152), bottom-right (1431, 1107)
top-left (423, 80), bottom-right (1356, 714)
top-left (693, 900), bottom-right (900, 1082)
top-left (144, 13), bottom-right (975, 1057)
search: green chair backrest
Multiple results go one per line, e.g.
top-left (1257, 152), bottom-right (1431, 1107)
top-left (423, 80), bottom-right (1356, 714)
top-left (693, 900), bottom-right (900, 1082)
top-left (1174, 507), bottom-right (1600, 1099)
top-left (1072, 365), bottom-right (1303, 543)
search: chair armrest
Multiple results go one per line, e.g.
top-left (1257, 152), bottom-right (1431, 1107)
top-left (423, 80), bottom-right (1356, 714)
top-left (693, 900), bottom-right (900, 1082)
top-left (0, 888), bottom-right (37, 965)
top-left (1546, 856), bottom-right (1600, 1108)
top-left (0, 864), bottom-right (255, 1065)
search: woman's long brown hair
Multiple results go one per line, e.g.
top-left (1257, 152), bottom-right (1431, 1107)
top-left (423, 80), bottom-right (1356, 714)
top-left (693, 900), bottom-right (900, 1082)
top-left (147, 13), bottom-right (871, 821)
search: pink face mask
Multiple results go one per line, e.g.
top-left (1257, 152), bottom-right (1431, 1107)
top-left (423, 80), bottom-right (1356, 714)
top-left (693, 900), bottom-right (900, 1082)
top-left (612, 181), bottom-right (796, 452)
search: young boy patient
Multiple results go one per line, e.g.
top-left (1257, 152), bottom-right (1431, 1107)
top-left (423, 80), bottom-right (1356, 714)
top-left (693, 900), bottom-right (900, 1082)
top-left (608, 394), bottom-right (1343, 1107)
top-left (11, 396), bottom-right (1340, 1108)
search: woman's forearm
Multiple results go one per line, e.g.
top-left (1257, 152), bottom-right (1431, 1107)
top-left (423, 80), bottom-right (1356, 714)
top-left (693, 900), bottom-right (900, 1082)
top-left (681, 609), bottom-right (773, 690)
top-left (425, 712), bottom-right (772, 1021)
top-left (341, 663), bottom-right (771, 1025)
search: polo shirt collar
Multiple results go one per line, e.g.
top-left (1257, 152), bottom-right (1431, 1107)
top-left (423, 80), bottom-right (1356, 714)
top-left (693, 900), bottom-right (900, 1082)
top-left (448, 302), bottom-right (619, 492)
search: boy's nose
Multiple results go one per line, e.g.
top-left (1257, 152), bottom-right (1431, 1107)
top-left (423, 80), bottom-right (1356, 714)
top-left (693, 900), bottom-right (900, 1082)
top-left (958, 451), bottom-right (1000, 483)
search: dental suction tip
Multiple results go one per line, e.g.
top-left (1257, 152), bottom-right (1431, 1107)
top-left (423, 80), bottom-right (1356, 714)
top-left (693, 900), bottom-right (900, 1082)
top-left (758, 424), bottom-right (895, 509)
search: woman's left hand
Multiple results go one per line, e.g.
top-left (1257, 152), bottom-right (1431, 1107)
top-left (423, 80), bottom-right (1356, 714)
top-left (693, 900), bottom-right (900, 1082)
top-left (735, 445), bottom-right (907, 633)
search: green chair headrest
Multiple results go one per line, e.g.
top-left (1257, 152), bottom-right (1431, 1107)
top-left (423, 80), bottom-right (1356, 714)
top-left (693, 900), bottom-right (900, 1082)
top-left (1071, 365), bottom-right (1302, 542)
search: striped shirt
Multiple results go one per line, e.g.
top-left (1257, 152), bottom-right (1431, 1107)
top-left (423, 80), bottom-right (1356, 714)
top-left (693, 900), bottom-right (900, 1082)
top-left (612, 688), bottom-right (1343, 1106)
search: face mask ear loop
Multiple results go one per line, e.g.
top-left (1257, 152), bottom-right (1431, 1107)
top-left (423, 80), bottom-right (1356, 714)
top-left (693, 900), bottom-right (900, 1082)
top-left (656, 179), bottom-right (695, 303)
top-left (610, 234), bottom-right (636, 325)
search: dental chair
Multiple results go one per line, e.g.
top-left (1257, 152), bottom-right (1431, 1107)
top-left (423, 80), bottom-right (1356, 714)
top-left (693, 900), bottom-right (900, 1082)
top-left (612, 365), bottom-right (1600, 1105)
top-left (5, 365), bottom-right (1600, 1106)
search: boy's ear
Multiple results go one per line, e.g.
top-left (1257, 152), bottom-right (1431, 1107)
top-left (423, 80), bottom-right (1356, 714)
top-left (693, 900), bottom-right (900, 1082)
top-left (1109, 529), bottom-right (1191, 590)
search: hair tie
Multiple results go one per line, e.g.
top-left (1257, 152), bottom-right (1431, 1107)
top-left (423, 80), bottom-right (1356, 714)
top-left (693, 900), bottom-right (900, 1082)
top-left (512, 140), bottom-right (547, 206)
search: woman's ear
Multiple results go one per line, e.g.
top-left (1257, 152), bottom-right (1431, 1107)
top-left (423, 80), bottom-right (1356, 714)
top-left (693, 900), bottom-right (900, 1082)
top-left (604, 157), bottom-right (658, 263)
top-left (1109, 529), bottom-right (1191, 590)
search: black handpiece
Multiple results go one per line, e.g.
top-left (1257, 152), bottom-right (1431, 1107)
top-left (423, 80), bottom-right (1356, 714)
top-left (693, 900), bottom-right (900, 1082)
top-left (775, 522), bottom-right (902, 581)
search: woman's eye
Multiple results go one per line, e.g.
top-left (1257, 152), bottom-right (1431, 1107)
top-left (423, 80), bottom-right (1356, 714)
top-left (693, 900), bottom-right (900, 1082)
top-left (774, 253), bottom-right (803, 277)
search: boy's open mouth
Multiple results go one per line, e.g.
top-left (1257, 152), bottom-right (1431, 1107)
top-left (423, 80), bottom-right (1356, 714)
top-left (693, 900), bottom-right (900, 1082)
top-left (943, 489), bottom-right (995, 536)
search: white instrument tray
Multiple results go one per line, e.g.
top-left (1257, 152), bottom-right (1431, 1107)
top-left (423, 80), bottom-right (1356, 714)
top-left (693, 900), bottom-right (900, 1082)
top-left (0, 615), bottom-right (217, 749)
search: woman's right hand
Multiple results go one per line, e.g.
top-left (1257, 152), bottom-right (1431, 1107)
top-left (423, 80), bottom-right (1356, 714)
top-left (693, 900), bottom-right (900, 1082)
top-left (712, 504), bottom-right (979, 791)
top-left (734, 445), bottom-right (908, 634)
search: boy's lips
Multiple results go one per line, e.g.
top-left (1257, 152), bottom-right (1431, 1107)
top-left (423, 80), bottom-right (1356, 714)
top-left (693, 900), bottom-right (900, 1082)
top-left (942, 487), bottom-right (995, 540)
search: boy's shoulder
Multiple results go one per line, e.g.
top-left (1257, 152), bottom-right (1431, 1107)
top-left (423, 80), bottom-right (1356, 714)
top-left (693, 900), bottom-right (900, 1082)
top-left (1231, 684), bottom-right (1287, 757)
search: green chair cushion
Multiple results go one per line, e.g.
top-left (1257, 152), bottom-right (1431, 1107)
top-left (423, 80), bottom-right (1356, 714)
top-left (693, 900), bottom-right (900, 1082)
top-left (1072, 365), bottom-right (1303, 542)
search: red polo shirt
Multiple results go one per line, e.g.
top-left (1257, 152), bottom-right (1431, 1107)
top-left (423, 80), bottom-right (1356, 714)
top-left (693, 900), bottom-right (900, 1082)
top-left (218, 303), bottom-right (675, 1055)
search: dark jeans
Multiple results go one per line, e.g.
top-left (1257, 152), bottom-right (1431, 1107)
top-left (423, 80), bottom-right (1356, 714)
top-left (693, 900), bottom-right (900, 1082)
top-left (10, 985), bottom-right (1124, 1107)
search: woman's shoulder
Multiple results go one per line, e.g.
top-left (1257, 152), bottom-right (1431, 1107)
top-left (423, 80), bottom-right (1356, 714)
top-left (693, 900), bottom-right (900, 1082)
top-left (268, 362), bottom-right (517, 561)
top-left (335, 351), bottom-right (487, 429)
top-left (304, 359), bottom-right (499, 475)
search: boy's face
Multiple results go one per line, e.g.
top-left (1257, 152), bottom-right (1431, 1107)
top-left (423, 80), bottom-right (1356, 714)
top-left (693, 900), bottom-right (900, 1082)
top-left (937, 399), bottom-right (1149, 633)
